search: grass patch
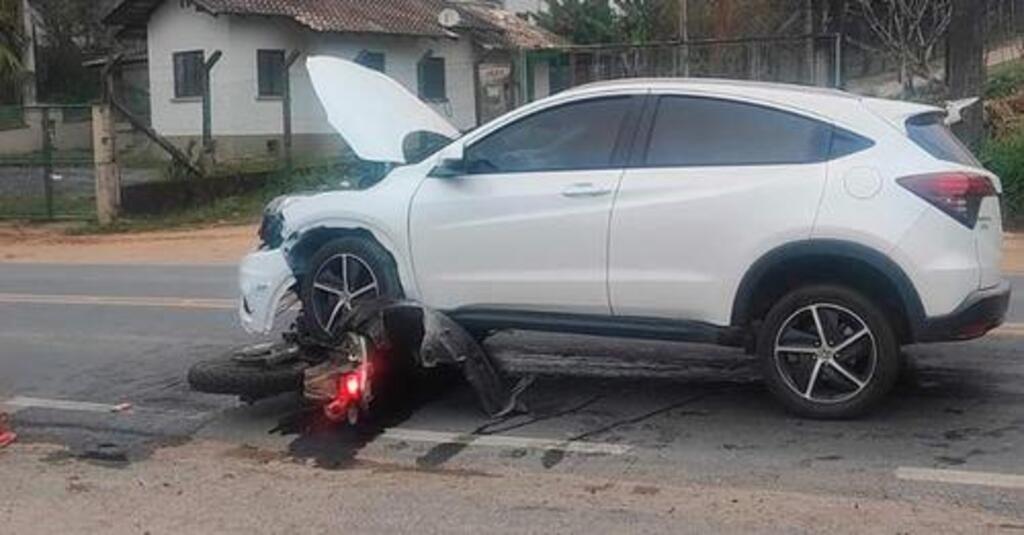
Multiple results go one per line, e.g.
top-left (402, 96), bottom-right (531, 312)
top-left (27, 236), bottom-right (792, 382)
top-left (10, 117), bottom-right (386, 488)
top-left (0, 195), bottom-right (95, 220)
top-left (981, 128), bottom-right (1024, 227)
top-left (66, 160), bottom-right (371, 235)
top-left (987, 58), bottom-right (1024, 99)
top-left (66, 192), bottom-right (268, 235)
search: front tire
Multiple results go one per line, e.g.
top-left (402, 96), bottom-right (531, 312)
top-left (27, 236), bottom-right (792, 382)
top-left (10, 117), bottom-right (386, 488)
top-left (757, 285), bottom-right (900, 419)
top-left (298, 237), bottom-right (401, 340)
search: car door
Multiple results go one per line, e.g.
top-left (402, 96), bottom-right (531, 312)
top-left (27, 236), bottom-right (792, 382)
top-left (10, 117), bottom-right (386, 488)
top-left (609, 94), bottom-right (832, 325)
top-left (410, 94), bottom-right (643, 314)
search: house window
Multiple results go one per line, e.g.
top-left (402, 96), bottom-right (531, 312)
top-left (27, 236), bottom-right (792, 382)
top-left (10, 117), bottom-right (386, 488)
top-left (418, 56), bottom-right (446, 102)
top-left (355, 50), bottom-right (386, 72)
top-left (173, 50), bottom-right (204, 98)
top-left (258, 49), bottom-right (286, 97)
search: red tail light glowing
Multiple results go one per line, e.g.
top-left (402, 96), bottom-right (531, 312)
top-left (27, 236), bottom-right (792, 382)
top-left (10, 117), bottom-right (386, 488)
top-left (344, 374), bottom-right (361, 398)
top-left (897, 173), bottom-right (996, 228)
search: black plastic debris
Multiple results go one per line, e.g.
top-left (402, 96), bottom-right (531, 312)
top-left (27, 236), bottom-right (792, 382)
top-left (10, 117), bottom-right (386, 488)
top-left (333, 298), bottom-right (527, 418)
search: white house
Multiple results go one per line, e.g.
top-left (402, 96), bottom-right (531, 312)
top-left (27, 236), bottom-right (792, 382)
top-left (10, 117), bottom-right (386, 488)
top-left (103, 0), bottom-right (564, 162)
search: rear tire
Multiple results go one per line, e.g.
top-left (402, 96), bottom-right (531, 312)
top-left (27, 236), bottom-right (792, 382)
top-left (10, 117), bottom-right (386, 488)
top-left (757, 284), bottom-right (900, 419)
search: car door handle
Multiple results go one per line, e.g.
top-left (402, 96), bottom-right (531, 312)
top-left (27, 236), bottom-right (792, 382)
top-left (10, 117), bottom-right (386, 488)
top-left (561, 183), bottom-right (612, 198)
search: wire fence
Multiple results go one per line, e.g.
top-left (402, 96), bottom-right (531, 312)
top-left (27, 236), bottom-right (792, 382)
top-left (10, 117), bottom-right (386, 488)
top-left (0, 104), bottom-right (95, 220)
top-left (526, 34), bottom-right (843, 102)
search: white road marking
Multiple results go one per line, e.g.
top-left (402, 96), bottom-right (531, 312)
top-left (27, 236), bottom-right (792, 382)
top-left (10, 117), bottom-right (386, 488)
top-left (1, 396), bottom-right (128, 414)
top-left (1, 396), bottom-right (630, 455)
top-left (896, 467), bottom-right (1024, 490)
top-left (381, 428), bottom-right (631, 455)
top-left (0, 293), bottom-right (235, 310)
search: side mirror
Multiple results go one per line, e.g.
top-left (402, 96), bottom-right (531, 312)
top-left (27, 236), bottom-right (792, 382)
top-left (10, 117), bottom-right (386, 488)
top-left (429, 158), bottom-right (466, 178)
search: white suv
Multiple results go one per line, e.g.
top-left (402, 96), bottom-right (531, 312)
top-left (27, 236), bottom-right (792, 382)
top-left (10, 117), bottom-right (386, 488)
top-left (239, 56), bottom-right (1009, 418)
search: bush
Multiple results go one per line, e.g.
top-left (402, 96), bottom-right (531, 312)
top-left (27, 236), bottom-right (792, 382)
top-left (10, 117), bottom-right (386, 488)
top-left (986, 60), bottom-right (1024, 99)
top-left (981, 130), bottom-right (1024, 226)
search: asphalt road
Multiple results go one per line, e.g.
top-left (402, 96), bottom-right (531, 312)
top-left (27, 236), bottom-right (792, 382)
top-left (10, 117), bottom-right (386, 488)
top-left (1, 263), bottom-right (1022, 528)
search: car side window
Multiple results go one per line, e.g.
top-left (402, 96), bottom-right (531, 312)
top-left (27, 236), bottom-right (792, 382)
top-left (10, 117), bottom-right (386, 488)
top-left (465, 97), bottom-right (631, 174)
top-left (644, 96), bottom-right (832, 167)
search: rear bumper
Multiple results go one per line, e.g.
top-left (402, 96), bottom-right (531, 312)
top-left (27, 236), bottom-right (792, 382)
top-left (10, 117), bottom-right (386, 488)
top-left (915, 281), bottom-right (1011, 342)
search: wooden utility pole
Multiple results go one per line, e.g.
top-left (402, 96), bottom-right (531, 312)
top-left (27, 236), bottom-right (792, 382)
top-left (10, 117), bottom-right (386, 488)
top-left (282, 50), bottom-right (301, 176)
top-left (201, 50), bottom-right (223, 155)
top-left (40, 107), bottom-right (54, 219)
top-left (947, 0), bottom-right (986, 148)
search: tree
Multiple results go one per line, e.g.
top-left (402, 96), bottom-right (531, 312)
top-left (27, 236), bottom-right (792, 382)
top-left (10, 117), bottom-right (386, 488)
top-left (946, 0), bottom-right (985, 147)
top-left (0, 0), bottom-right (23, 83)
top-left (534, 0), bottom-right (618, 44)
top-left (616, 0), bottom-right (676, 43)
top-left (31, 0), bottom-right (116, 102)
top-left (854, 0), bottom-right (953, 97)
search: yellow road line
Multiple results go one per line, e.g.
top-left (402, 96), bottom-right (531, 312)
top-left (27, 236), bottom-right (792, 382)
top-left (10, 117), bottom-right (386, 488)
top-left (0, 292), bottom-right (235, 310)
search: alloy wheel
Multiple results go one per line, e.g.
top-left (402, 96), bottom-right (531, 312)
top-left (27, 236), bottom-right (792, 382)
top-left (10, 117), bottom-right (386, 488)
top-left (773, 303), bottom-right (878, 404)
top-left (310, 253), bottom-right (380, 333)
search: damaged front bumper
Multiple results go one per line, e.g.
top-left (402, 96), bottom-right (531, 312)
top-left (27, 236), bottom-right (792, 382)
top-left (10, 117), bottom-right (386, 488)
top-left (238, 248), bottom-right (297, 334)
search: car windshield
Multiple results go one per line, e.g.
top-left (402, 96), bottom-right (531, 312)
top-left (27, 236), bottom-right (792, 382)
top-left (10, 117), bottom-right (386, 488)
top-left (905, 112), bottom-right (980, 167)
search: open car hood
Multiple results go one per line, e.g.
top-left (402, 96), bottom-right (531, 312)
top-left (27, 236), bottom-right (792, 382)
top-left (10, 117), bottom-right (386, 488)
top-left (307, 55), bottom-right (460, 164)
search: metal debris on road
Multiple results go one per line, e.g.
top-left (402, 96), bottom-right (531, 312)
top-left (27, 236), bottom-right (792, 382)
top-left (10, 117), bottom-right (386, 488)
top-left (111, 403), bottom-right (133, 413)
top-left (0, 412), bottom-right (16, 448)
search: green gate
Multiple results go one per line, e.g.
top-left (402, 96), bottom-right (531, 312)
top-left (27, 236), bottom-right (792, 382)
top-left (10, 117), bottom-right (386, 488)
top-left (0, 104), bottom-right (95, 220)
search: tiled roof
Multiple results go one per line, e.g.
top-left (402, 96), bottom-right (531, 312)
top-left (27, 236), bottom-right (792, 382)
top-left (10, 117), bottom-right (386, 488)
top-left (105, 0), bottom-right (566, 47)
top-left (454, 2), bottom-right (565, 49)
top-left (194, 0), bottom-right (452, 37)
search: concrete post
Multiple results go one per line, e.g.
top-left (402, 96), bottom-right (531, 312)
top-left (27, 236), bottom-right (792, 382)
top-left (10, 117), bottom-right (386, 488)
top-left (92, 103), bottom-right (120, 225)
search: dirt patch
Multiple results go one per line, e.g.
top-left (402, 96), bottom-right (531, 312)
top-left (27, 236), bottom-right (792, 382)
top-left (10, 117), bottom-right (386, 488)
top-left (0, 223), bottom-right (257, 265)
top-left (1005, 233), bottom-right (1024, 274)
top-left (0, 440), bottom-right (1018, 534)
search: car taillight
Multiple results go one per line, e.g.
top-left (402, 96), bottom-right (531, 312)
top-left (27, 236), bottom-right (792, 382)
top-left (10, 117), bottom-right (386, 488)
top-left (897, 173), bottom-right (996, 229)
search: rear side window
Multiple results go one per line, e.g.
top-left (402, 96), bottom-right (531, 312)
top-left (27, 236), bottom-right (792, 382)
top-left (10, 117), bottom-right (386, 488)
top-left (829, 128), bottom-right (875, 159)
top-left (906, 113), bottom-right (980, 167)
top-left (644, 96), bottom-right (832, 167)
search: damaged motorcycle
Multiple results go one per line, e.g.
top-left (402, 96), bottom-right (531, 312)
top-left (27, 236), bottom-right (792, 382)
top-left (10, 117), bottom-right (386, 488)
top-left (188, 298), bottom-right (527, 425)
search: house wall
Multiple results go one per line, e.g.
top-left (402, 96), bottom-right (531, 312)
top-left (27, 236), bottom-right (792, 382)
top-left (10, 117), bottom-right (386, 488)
top-left (0, 108), bottom-right (93, 156)
top-left (147, 1), bottom-right (478, 162)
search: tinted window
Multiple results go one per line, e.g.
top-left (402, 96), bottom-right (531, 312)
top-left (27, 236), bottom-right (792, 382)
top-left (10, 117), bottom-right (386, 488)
top-left (645, 96), bottom-right (832, 167)
top-left (906, 113), bottom-right (980, 167)
top-left (418, 57), bottom-right (447, 102)
top-left (356, 50), bottom-right (385, 72)
top-left (257, 49), bottom-right (285, 97)
top-left (830, 128), bottom-right (875, 159)
top-left (466, 97), bottom-right (631, 174)
top-left (404, 131), bottom-right (453, 164)
top-left (173, 50), bottom-right (203, 98)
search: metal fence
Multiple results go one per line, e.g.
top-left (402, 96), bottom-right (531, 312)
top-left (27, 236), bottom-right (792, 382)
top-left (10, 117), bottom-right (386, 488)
top-left (525, 34), bottom-right (843, 101)
top-left (0, 104), bottom-right (95, 220)
top-left (0, 99), bottom-right (174, 221)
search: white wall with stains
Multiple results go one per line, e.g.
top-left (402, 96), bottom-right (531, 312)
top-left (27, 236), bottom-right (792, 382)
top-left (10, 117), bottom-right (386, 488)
top-left (147, 1), bottom-right (479, 143)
